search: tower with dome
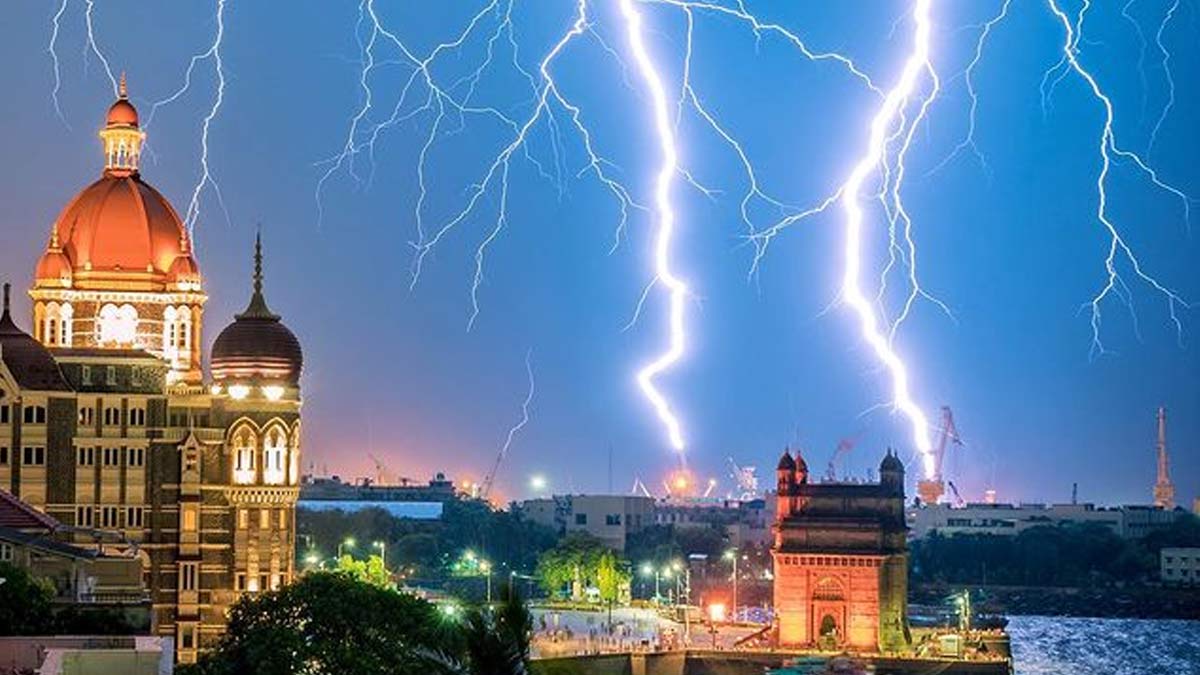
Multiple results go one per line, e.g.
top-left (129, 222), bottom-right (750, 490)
top-left (0, 81), bottom-right (303, 663)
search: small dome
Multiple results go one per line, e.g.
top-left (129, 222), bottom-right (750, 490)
top-left (211, 234), bottom-right (302, 386)
top-left (211, 319), bottom-right (303, 386)
top-left (168, 254), bottom-right (201, 281)
top-left (880, 450), bottom-right (904, 473)
top-left (35, 248), bottom-right (73, 287)
top-left (106, 98), bottom-right (139, 128)
top-left (106, 73), bottom-right (138, 128)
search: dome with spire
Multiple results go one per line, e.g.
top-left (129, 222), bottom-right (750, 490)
top-left (211, 234), bottom-right (303, 388)
top-left (34, 76), bottom-right (198, 293)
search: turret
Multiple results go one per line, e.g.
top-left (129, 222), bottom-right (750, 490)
top-left (794, 449), bottom-right (809, 485)
top-left (776, 448), bottom-right (796, 519)
top-left (880, 448), bottom-right (905, 495)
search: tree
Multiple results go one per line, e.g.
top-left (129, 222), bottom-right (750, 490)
top-left (595, 549), bottom-right (630, 626)
top-left (0, 562), bottom-right (55, 635)
top-left (335, 553), bottom-right (391, 588)
top-left (535, 534), bottom-right (609, 599)
top-left (182, 571), bottom-right (460, 675)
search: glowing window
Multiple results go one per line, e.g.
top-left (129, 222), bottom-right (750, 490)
top-left (232, 429), bottom-right (257, 485)
top-left (97, 304), bottom-right (138, 346)
top-left (263, 429), bottom-right (286, 485)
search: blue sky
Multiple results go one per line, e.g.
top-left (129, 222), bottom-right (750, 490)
top-left (1, 0), bottom-right (1197, 506)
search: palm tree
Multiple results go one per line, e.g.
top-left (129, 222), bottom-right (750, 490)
top-left (422, 581), bottom-right (532, 675)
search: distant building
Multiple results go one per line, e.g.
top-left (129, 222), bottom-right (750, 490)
top-left (772, 449), bottom-right (908, 653)
top-left (1160, 547), bottom-right (1200, 586)
top-left (518, 494), bottom-right (654, 551)
top-left (907, 502), bottom-right (1185, 540)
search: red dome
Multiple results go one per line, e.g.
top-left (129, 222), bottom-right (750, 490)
top-left (45, 174), bottom-right (196, 285)
top-left (106, 98), bottom-right (139, 128)
top-left (35, 248), bottom-right (73, 286)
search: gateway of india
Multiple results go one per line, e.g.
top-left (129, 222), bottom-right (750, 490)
top-left (0, 79), bottom-right (303, 663)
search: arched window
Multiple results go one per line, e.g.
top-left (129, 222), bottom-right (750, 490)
top-left (42, 302), bottom-right (72, 347)
top-left (98, 304), bottom-right (138, 346)
top-left (288, 426), bottom-right (301, 485)
top-left (263, 427), bottom-right (286, 485)
top-left (232, 427), bottom-right (258, 485)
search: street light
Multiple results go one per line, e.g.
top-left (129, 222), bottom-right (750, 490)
top-left (480, 560), bottom-right (493, 604)
top-left (373, 540), bottom-right (387, 568)
top-left (530, 474), bottom-right (547, 491)
top-left (338, 537), bottom-right (356, 559)
top-left (723, 548), bottom-right (739, 622)
top-left (641, 563), bottom-right (661, 605)
top-left (304, 552), bottom-right (320, 569)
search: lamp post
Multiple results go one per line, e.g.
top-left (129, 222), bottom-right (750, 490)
top-left (481, 560), bottom-right (492, 604)
top-left (723, 548), bottom-right (738, 622)
top-left (641, 563), bottom-right (661, 605)
top-left (373, 540), bottom-right (387, 568)
top-left (337, 537), bottom-right (356, 559)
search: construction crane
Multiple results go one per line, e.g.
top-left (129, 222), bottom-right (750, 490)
top-left (824, 435), bottom-right (861, 482)
top-left (917, 406), bottom-right (962, 505)
top-left (946, 480), bottom-right (966, 507)
top-left (368, 453), bottom-right (391, 486)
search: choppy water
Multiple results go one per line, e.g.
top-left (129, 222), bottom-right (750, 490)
top-left (1008, 615), bottom-right (1200, 675)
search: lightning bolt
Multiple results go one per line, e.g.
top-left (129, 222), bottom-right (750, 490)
top-left (47, 0), bottom-right (71, 127)
top-left (485, 349), bottom-right (536, 499)
top-left (317, 0), bottom-right (639, 331)
top-left (83, 0), bottom-right (118, 96)
top-left (619, 0), bottom-right (690, 453)
top-left (836, 0), bottom-right (939, 477)
top-left (170, 0), bottom-right (228, 236)
top-left (1147, 0), bottom-right (1180, 155)
top-left (1045, 0), bottom-right (1193, 359)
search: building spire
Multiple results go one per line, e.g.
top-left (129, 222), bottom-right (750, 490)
top-left (2, 283), bottom-right (9, 315)
top-left (236, 229), bottom-right (278, 321)
top-left (119, 72), bottom-right (128, 98)
top-left (1154, 406), bottom-right (1175, 509)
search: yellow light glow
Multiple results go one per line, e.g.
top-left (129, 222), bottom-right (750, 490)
top-left (262, 385), bottom-right (284, 401)
top-left (708, 603), bottom-right (726, 622)
top-left (210, 384), bottom-right (223, 395)
top-left (228, 385), bottom-right (250, 400)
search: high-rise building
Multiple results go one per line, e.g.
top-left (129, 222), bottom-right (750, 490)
top-left (1, 83), bottom-right (304, 664)
top-left (772, 449), bottom-right (908, 652)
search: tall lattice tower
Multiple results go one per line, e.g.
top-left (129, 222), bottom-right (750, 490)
top-left (1153, 406), bottom-right (1175, 509)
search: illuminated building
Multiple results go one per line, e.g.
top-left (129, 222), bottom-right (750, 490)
top-left (772, 449), bottom-right (908, 652)
top-left (0, 84), bottom-right (303, 663)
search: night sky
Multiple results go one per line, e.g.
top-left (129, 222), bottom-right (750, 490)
top-left (1, 1), bottom-right (1196, 506)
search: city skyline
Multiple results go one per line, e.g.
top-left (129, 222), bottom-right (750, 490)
top-left (1, 1), bottom-right (1196, 506)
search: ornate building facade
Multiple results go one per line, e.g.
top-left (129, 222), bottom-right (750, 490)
top-left (0, 82), bottom-right (303, 663)
top-left (772, 449), bottom-right (909, 653)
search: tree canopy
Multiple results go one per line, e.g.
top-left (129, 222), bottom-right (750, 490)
top-left (184, 571), bottom-right (461, 675)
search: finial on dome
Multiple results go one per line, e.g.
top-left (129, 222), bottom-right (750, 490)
top-left (119, 72), bottom-right (128, 98)
top-left (236, 228), bottom-right (279, 321)
top-left (49, 224), bottom-right (60, 249)
top-left (2, 283), bottom-right (9, 315)
top-left (254, 227), bottom-right (263, 296)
